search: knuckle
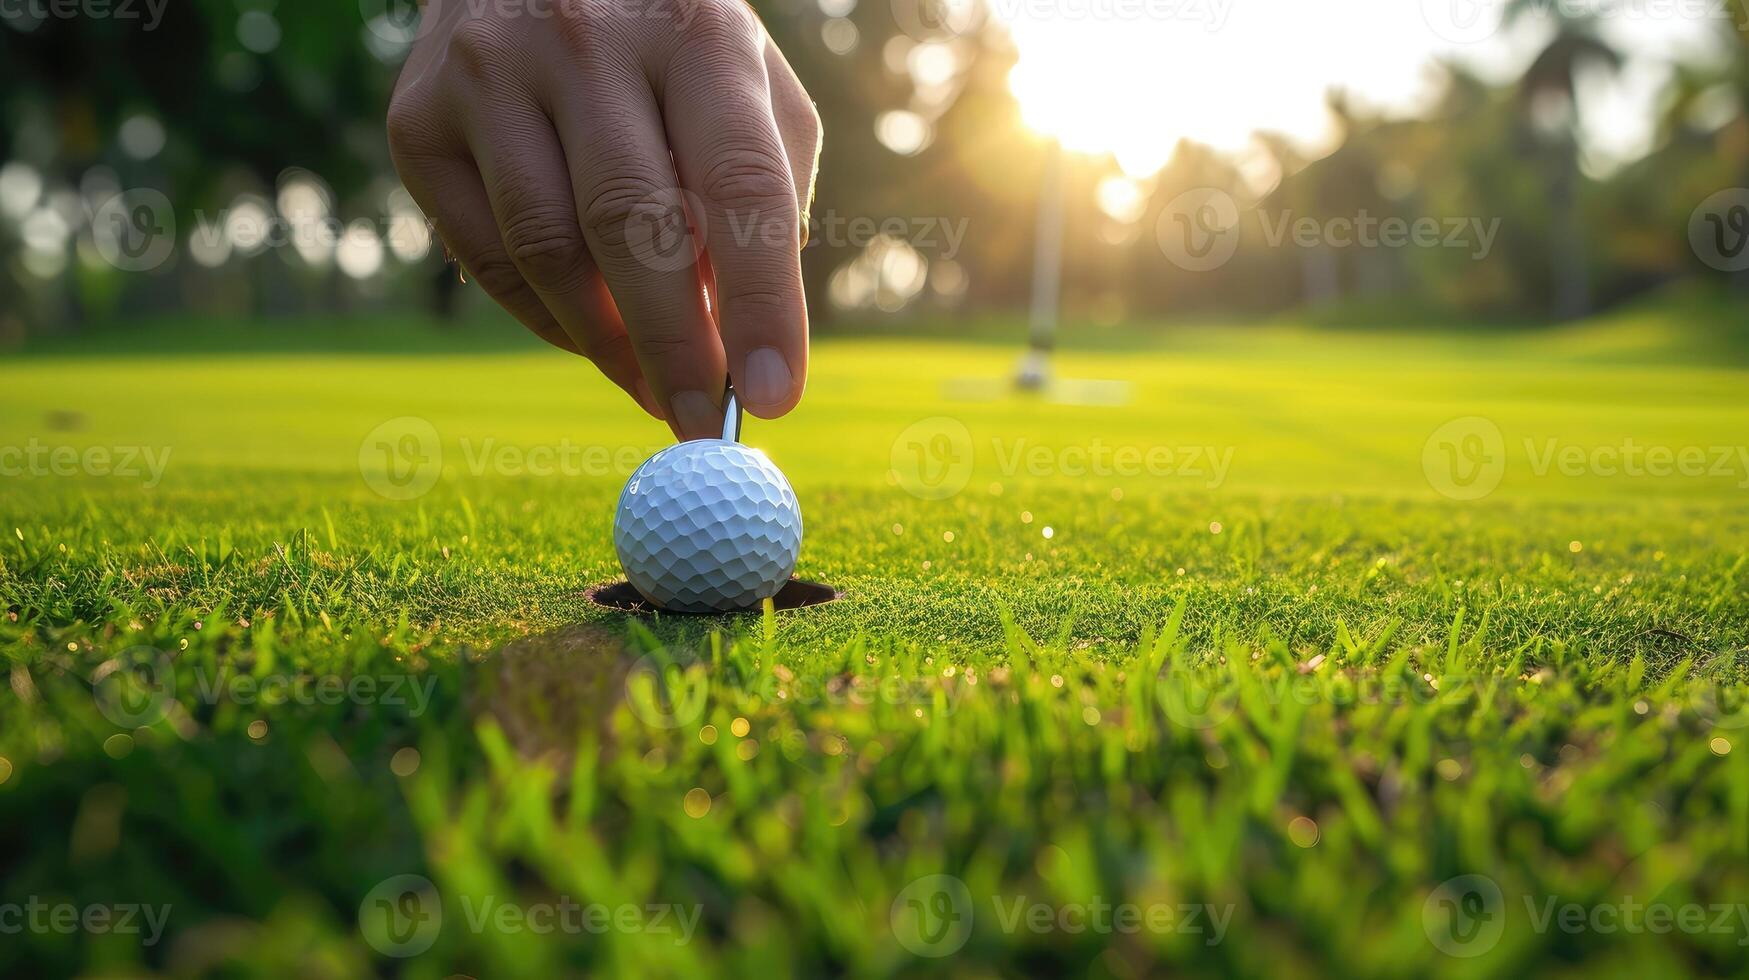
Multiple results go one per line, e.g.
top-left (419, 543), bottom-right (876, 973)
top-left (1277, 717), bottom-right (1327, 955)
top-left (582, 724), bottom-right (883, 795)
top-left (579, 329), bottom-right (635, 366)
top-left (553, 0), bottom-right (607, 53)
top-left (445, 18), bottom-right (511, 81)
top-left (468, 250), bottom-right (528, 298)
top-left (678, 0), bottom-right (759, 47)
top-left (503, 214), bottom-right (591, 291)
top-left (718, 284), bottom-right (796, 322)
top-left (700, 153), bottom-right (794, 215)
top-left (385, 97), bottom-right (437, 159)
top-left (629, 329), bottom-right (693, 359)
top-left (580, 176), bottom-right (671, 251)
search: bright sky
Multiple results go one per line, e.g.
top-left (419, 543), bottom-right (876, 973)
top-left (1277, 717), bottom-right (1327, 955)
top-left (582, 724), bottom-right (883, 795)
top-left (994, 0), bottom-right (1732, 177)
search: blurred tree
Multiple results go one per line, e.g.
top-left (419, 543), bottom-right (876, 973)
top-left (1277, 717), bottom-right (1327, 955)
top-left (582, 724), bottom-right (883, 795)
top-left (1506, 1), bottom-right (1622, 319)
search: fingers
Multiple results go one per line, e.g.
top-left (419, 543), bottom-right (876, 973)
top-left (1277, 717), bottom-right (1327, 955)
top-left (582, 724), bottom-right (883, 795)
top-left (388, 133), bottom-right (583, 358)
top-left (548, 57), bottom-right (729, 441)
top-left (763, 37), bottom-right (823, 240)
top-left (458, 94), bottom-right (661, 418)
top-left (662, 3), bottom-right (810, 419)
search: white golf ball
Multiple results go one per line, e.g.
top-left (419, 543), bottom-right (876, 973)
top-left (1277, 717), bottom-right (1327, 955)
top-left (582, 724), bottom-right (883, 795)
top-left (613, 440), bottom-right (803, 612)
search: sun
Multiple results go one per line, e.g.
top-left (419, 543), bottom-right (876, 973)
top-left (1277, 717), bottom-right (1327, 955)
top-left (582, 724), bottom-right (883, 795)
top-left (990, 2), bottom-right (1435, 177)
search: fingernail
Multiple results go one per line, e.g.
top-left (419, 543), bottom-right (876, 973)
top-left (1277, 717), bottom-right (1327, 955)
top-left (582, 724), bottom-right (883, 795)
top-left (670, 390), bottom-right (722, 440)
top-left (634, 379), bottom-right (664, 420)
top-left (741, 347), bottom-right (793, 411)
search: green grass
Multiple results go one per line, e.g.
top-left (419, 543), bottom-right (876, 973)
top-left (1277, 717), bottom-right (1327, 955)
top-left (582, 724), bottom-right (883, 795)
top-left (2, 302), bottom-right (1748, 978)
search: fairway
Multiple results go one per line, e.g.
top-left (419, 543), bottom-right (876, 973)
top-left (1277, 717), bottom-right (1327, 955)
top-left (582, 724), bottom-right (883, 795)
top-left (4, 306), bottom-right (1749, 976)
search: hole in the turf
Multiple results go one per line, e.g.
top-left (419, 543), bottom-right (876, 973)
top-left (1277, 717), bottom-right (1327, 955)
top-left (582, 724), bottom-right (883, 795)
top-left (590, 579), bottom-right (839, 614)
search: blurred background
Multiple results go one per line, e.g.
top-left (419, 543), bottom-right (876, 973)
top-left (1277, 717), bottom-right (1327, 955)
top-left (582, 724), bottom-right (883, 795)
top-left (2, 0), bottom-right (1748, 344)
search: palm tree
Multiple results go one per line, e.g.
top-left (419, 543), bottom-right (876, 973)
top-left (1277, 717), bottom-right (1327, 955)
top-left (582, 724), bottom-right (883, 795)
top-left (1506, 2), bottom-right (1623, 318)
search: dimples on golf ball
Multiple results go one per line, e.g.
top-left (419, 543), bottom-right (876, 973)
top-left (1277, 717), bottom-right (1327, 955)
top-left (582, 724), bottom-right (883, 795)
top-left (614, 441), bottom-right (803, 612)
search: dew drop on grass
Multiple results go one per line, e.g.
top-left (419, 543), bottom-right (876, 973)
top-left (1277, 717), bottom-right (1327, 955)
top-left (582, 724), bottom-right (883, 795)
top-left (247, 720), bottom-right (268, 740)
top-left (730, 717), bottom-right (751, 738)
top-left (1435, 759), bottom-right (1463, 781)
top-left (1021, 511), bottom-right (1033, 524)
top-left (1042, 526), bottom-right (1054, 539)
top-left (892, 523), bottom-right (903, 535)
top-left (103, 733), bottom-right (133, 759)
top-left (1711, 737), bottom-right (1732, 756)
top-left (943, 531), bottom-right (954, 543)
top-left (1288, 816), bottom-right (1320, 848)
top-left (699, 725), bottom-right (718, 745)
top-left (1569, 540), bottom-right (1583, 553)
top-left (737, 740), bottom-right (759, 761)
top-left (1210, 522), bottom-right (1223, 534)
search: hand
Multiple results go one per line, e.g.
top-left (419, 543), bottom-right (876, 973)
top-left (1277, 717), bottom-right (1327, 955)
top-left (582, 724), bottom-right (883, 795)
top-left (387, 0), bottom-right (821, 439)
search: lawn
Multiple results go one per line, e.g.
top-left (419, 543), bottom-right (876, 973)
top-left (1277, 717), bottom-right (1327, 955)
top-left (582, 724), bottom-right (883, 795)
top-left (2, 298), bottom-right (1748, 978)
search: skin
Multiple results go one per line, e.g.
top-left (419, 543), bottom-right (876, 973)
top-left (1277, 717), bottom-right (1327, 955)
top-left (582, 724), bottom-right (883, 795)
top-left (387, 0), bottom-right (822, 439)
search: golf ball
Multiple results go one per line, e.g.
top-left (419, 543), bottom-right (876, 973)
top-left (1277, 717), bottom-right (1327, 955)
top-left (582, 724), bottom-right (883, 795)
top-left (613, 440), bottom-right (803, 612)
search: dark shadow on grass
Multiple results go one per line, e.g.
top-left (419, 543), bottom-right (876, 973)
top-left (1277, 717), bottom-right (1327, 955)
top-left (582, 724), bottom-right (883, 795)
top-left (475, 583), bottom-right (837, 760)
top-left (589, 579), bottom-right (840, 614)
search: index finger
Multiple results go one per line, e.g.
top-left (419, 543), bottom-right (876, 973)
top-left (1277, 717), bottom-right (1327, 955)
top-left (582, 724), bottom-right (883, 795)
top-left (661, 3), bottom-right (809, 419)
